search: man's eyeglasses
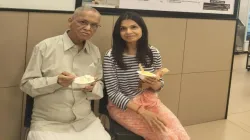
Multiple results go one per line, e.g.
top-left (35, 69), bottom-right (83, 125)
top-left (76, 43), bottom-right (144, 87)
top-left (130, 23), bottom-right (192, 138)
top-left (76, 20), bottom-right (101, 30)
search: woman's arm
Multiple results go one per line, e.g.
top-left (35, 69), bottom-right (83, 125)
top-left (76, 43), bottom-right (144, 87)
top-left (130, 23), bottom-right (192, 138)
top-left (103, 52), bottom-right (131, 110)
top-left (142, 47), bottom-right (165, 91)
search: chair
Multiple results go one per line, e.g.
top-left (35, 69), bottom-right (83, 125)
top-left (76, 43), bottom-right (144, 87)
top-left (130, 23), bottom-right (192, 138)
top-left (99, 87), bottom-right (144, 140)
top-left (22, 95), bottom-right (33, 140)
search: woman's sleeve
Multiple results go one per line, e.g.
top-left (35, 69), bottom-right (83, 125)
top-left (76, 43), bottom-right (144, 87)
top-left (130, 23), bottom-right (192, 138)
top-left (152, 46), bottom-right (165, 90)
top-left (103, 52), bottom-right (130, 110)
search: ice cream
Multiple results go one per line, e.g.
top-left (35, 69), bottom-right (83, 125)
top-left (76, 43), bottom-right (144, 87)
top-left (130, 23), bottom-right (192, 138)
top-left (75, 75), bottom-right (95, 84)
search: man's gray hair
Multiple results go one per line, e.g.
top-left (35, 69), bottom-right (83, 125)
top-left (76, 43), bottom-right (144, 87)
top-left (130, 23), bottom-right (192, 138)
top-left (73, 5), bottom-right (100, 18)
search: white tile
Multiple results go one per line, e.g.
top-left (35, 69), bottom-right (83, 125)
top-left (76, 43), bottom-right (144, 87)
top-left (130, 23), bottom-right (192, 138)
top-left (228, 54), bottom-right (250, 115)
top-left (233, 54), bottom-right (247, 71)
top-left (185, 120), bottom-right (250, 140)
top-left (228, 111), bottom-right (250, 132)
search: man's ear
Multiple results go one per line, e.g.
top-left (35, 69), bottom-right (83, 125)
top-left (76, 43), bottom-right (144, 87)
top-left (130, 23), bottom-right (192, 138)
top-left (68, 17), bottom-right (73, 27)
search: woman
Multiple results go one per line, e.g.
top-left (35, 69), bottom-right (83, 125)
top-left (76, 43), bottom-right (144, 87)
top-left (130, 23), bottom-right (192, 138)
top-left (103, 11), bottom-right (190, 140)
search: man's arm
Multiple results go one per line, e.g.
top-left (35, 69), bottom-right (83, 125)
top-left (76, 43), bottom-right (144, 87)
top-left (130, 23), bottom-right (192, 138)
top-left (20, 42), bottom-right (62, 97)
top-left (85, 49), bottom-right (104, 100)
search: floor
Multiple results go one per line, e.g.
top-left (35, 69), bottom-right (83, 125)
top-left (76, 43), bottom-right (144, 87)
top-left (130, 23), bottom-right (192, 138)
top-left (184, 54), bottom-right (250, 140)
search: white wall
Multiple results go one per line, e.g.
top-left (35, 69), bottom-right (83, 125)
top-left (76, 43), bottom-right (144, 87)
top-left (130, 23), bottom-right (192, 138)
top-left (238, 0), bottom-right (250, 49)
top-left (0, 0), bottom-right (75, 11)
top-left (239, 0), bottom-right (250, 26)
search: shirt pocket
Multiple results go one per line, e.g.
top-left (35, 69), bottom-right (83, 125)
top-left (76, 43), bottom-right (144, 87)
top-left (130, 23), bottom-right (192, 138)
top-left (85, 61), bottom-right (98, 77)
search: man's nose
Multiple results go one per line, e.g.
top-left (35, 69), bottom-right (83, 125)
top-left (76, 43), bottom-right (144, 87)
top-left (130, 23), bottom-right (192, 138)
top-left (84, 24), bottom-right (91, 30)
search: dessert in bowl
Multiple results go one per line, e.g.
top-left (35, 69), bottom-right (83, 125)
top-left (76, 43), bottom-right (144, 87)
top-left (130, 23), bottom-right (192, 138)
top-left (74, 75), bottom-right (95, 88)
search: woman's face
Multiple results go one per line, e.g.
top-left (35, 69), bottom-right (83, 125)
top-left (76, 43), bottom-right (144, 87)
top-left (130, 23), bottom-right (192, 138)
top-left (120, 19), bottom-right (142, 44)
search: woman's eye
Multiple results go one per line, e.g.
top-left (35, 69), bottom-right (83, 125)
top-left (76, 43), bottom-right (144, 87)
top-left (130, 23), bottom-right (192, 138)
top-left (131, 26), bottom-right (138, 29)
top-left (120, 27), bottom-right (126, 31)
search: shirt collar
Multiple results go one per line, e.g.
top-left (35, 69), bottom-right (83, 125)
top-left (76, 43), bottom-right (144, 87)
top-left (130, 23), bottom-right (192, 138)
top-left (63, 31), bottom-right (75, 51)
top-left (63, 31), bottom-right (90, 54)
top-left (84, 41), bottom-right (90, 54)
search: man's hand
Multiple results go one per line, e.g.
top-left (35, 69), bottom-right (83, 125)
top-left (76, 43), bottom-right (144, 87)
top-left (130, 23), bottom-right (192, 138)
top-left (57, 71), bottom-right (76, 87)
top-left (82, 82), bottom-right (96, 92)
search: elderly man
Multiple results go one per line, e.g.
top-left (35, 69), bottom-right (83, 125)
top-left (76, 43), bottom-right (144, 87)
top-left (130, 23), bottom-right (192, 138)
top-left (20, 6), bottom-right (111, 140)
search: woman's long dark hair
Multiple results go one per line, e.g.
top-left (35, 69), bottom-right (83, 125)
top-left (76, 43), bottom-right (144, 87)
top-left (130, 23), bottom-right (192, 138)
top-left (112, 11), bottom-right (153, 70)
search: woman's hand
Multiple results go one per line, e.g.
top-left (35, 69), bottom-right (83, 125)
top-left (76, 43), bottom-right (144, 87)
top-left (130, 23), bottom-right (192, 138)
top-left (142, 77), bottom-right (162, 91)
top-left (127, 101), bottom-right (167, 132)
top-left (138, 107), bottom-right (167, 132)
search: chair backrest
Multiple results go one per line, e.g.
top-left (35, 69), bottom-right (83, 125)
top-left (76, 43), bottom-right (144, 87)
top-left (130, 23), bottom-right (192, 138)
top-left (99, 86), bottom-right (109, 115)
top-left (24, 95), bottom-right (34, 128)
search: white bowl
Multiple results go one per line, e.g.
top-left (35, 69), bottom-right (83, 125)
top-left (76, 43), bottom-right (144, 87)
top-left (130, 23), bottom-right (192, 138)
top-left (73, 75), bottom-right (95, 88)
top-left (137, 71), bottom-right (156, 80)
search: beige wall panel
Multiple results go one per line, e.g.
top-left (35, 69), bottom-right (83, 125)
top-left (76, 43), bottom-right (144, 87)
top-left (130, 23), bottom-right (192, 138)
top-left (26, 13), bottom-right (71, 62)
top-left (90, 15), bottom-right (114, 58)
top-left (27, 14), bottom-right (113, 61)
top-left (183, 19), bottom-right (236, 73)
top-left (0, 12), bottom-right (28, 87)
top-left (178, 71), bottom-right (230, 126)
top-left (113, 16), bottom-right (186, 74)
top-left (158, 74), bottom-right (181, 115)
top-left (113, 16), bottom-right (118, 24)
top-left (144, 17), bottom-right (186, 74)
top-left (0, 87), bottom-right (23, 140)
